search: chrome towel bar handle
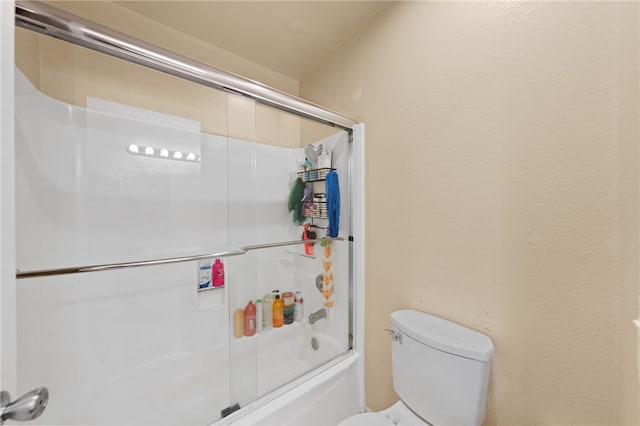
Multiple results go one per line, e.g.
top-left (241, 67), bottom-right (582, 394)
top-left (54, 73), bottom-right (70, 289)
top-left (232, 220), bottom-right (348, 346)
top-left (16, 237), bottom-right (344, 279)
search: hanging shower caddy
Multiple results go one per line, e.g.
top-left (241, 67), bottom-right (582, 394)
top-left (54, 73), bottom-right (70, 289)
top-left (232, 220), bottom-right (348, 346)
top-left (297, 168), bottom-right (335, 220)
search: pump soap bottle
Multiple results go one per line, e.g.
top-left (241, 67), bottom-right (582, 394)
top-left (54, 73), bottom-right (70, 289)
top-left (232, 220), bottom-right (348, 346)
top-left (272, 290), bottom-right (284, 328)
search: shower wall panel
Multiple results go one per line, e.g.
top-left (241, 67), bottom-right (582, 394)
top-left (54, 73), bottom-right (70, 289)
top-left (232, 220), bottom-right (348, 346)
top-left (15, 68), bottom-right (352, 425)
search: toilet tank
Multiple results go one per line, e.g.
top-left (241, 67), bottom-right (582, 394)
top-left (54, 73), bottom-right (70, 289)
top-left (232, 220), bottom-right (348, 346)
top-left (390, 310), bottom-right (494, 426)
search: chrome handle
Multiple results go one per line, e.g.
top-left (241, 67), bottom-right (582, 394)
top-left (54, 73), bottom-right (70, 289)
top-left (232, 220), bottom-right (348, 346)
top-left (0, 387), bottom-right (48, 422)
top-left (384, 329), bottom-right (402, 344)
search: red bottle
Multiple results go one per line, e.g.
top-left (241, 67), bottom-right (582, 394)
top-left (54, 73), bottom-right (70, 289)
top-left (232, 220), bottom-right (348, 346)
top-left (244, 300), bottom-right (256, 336)
top-left (213, 259), bottom-right (225, 287)
top-left (303, 224), bottom-right (315, 256)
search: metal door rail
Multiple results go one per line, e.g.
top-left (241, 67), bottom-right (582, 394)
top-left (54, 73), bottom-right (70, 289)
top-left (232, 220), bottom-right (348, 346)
top-left (16, 237), bottom-right (343, 279)
top-left (14, 1), bottom-right (357, 130)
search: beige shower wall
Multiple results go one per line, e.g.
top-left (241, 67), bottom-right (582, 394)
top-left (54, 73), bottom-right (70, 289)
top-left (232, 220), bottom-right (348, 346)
top-left (301, 2), bottom-right (639, 425)
top-left (617, 4), bottom-right (640, 424)
top-left (15, 1), bottom-right (308, 148)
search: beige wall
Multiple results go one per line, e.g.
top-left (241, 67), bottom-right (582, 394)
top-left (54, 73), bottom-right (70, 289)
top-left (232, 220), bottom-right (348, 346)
top-left (15, 1), bottom-right (640, 423)
top-left (617, 4), bottom-right (640, 425)
top-left (301, 2), bottom-right (639, 425)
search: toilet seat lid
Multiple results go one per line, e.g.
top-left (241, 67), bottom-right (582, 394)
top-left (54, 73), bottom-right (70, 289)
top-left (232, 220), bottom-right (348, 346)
top-left (338, 413), bottom-right (395, 426)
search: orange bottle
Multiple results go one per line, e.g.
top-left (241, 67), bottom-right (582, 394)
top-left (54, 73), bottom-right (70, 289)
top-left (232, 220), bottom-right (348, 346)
top-left (233, 309), bottom-right (244, 338)
top-left (272, 291), bottom-right (284, 328)
top-left (244, 300), bottom-right (256, 336)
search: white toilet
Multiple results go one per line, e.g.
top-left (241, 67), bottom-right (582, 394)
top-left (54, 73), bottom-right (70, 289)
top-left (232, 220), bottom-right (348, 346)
top-left (340, 310), bottom-right (495, 426)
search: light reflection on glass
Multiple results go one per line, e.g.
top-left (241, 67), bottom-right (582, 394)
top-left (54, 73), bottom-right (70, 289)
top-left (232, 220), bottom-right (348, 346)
top-left (126, 144), bottom-right (200, 163)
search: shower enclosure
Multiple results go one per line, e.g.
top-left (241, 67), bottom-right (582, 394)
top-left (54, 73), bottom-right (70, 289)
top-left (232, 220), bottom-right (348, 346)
top-left (0, 2), bottom-right (365, 425)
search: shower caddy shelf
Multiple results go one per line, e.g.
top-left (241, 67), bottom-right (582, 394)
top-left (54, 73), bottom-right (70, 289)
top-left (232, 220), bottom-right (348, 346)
top-left (303, 197), bottom-right (327, 219)
top-left (298, 168), bottom-right (334, 220)
top-left (297, 167), bottom-right (335, 183)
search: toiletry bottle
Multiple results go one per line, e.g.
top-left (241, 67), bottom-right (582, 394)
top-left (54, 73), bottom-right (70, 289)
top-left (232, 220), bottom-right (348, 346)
top-left (283, 291), bottom-right (295, 325)
top-left (198, 260), bottom-right (212, 289)
top-left (305, 159), bottom-right (312, 181)
top-left (212, 259), bottom-right (225, 287)
top-left (272, 290), bottom-right (284, 328)
top-left (256, 299), bottom-right (263, 333)
top-left (244, 300), bottom-right (256, 337)
top-left (233, 309), bottom-right (244, 338)
top-left (263, 293), bottom-right (273, 330)
top-left (318, 145), bottom-right (332, 169)
top-left (303, 224), bottom-right (315, 256)
top-left (295, 291), bottom-right (304, 322)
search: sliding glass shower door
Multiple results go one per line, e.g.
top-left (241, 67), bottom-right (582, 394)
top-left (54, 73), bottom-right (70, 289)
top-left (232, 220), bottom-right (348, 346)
top-left (225, 100), bottom-right (352, 412)
top-left (15, 28), bottom-right (234, 424)
top-left (14, 19), bottom-right (351, 425)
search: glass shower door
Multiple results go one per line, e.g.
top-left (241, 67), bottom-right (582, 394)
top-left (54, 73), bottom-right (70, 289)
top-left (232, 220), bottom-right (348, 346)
top-left (14, 30), bottom-right (233, 425)
top-left (224, 100), bottom-right (352, 412)
top-left (14, 16), bottom-right (353, 426)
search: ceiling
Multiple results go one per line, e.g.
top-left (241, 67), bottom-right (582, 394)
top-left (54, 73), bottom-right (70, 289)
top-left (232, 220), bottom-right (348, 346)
top-left (114, 1), bottom-right (386, 81)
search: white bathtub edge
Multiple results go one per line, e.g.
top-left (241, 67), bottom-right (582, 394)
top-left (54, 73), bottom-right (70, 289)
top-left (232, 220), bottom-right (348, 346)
top-left (215, 351), bottom-right (361, 426)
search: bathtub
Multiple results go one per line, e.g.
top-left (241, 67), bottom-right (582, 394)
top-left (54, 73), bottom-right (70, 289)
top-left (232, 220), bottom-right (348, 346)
top-left (217, 348), bottom-right (363, 426)
top-left (253, 322), bottom-right (351, 396)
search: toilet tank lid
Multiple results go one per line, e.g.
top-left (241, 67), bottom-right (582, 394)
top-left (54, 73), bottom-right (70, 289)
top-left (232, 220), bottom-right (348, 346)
top-left (390, 310), bottom-right (495, 361)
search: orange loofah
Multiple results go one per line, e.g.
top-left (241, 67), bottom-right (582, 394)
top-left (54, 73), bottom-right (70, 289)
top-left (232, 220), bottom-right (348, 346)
top-left (323, 260), bottom-right (332, 272)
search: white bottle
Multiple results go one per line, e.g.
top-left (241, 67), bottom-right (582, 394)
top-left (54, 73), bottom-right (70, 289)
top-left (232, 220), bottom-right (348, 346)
top-left (256, 299), bottom-right (263, 332)
top-left (262, 293), bottom-right (273, 330)
top-left (318, 147), bottom-right (331, 169)
top-left (294, 291), bottom-right (304, 322)
top-left (198, 260), bottom-right (212, 289)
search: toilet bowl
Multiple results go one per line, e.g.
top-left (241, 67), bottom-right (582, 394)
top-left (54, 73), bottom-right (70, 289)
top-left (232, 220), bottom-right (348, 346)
top-left (340, 310), bottom-right (494, 426)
